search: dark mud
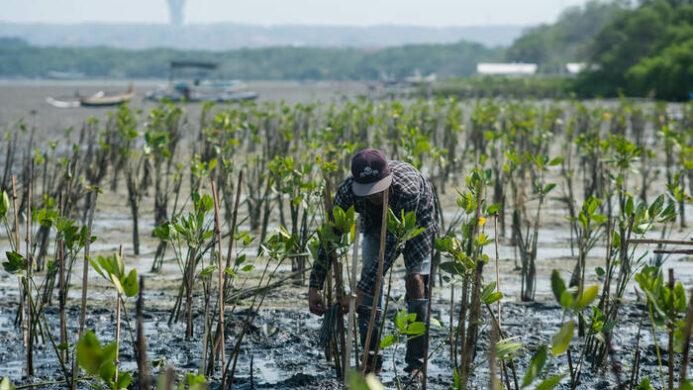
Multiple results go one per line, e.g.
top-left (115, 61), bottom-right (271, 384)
top-left (0, 291), bottom-right (668, 389)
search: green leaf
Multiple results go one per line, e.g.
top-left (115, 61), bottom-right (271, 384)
top-left (549, 157), bottom-right (564, 166)
top-left (574, 285), bottom-right (599, 310)
top-left (543, 183), bottom-right (556, 195)
top-left (380, 334), bottom-right (398, 349)
top-left (552, 321), bottom-right (575, 356)
top-left (560, 290), bottom-right (574, 308)
top-left (550, 270), bottom-right (566, 304)
top-left (635, 378), bottom-right (653, 390)
top-left (522, 345), bottom-right (549, 387)
top-left (496, 337), bottom-right (523, 359)
top-left (484, 292), bottom-right (504, 305)
top-left (121, 269), bottom-right (138, 297)
top-left (3, 251), bottom-right (27, 276)
top-left (595, 267), bottom-right (606, 276)
top-left (487, 203), bottom-right (501, 215)
top-left (405, 321), bottom-right (426, 335)
top-left (1, 377), bottom-right (16, 390)
top-left (535, 374), bottom-right (567, 390)
top-left (76, 330), bottom-right (103, 374)
top-left (439, 261), bottom-right (465, 276)
top-left (116, 372), bottom-right (133, 389)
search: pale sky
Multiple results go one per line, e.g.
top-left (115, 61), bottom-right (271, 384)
top-left (1, 0), bottom-right (590, 26)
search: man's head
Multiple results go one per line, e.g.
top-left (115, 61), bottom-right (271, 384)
top-left (351, 148), bottom-right (392, 199)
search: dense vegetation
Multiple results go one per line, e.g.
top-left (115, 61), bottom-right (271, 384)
top-left (0, 37), bottom-right (500, 80)
top-left (504, 0), bottom-right (623, 72)
top-left (574, 0), bottom-right (693, 100)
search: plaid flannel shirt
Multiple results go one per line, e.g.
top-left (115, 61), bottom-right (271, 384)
top-left (309, 160), bottom-right (437, 294)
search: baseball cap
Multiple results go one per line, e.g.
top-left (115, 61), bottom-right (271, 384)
top-left (350, 149), bottom-right (392, 197)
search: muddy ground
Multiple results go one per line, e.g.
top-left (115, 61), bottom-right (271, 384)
top-left (0, 81), bottom-right (692, 389)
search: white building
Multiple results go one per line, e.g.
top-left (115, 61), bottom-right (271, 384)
top-left (476, 63), bottom-right (538, 76)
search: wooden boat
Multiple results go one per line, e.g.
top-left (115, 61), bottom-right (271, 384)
top-left (79, 85), bottom-right (135, 107)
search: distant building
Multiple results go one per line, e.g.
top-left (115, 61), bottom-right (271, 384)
top-left (476, 63), bottom-right (538, 76)
top-left (565, 63), bottom-right (587, 75)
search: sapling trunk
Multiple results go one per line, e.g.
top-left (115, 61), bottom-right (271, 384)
top-left (361, 187), bottom-right (389, 373)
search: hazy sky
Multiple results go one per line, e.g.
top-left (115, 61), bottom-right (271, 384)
top-left (2, 0), bottom-right (590, 26)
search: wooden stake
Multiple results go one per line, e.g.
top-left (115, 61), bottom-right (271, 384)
top-left (345, 216), bottom-right (360, 380)
top-left (114, 245), bottom-right (124, 386)
top-left (211, 181), bottom-right (226, 385)
top-left (136, 277), bottom-right (151, 390)
top-left (74, 188), bottom-right (96, 389)
top-left (361, 187), bottom-right (389, 373)
top-left (58, 192), bottom-right (67, 364)
top-left (422, 229), bottom-right (435, 390)
top-left (25, 164), bottom-right (34, 377)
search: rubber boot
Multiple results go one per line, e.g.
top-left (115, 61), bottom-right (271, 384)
top-left (405, 298), bottom-right (428, 373)
top-left (357, 294), bottom-right (383, 373)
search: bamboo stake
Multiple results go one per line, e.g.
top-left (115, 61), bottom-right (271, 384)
top-left (223, 171), bottom-right (243, 292)
top-left (668, 269), bottom-right (674, 390)
top-left (361, 187), bottom-right (389, 373)
top-left (628, 239), bottom-right (693, 246)
top-left (136, 277), bottom-right (151, 390)
top-left (25, 164), bottom-right (33, 377)
top-left (422, 230), bottom-right (435, 390)
top-left (655, 249), bottom-right (693, 255)
top-left (345, 216), bottom-right (360, 381)
top-left (211, 181), bottom-right (226, 385)
top-left (58, 193), bottom-right (67, 364)
top-left (73, 188), bottom-right (97, 389)
top-left (114, 245), bottom-right (124, 386)
top-left (12, 175), bottom-right (26, 350)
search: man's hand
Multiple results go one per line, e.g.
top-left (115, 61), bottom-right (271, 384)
top-left (308, 287), bottom-right (326, 316)
top-left (339, 289), bottom-right (366, 314)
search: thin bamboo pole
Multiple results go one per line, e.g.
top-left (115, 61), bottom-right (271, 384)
top-left (73, 188), bottom-right (96, 389)
top-left (422, 229), bottom-right (435, 390)
top-left (114, 245), bottom-right (123, 386)
top-left (136, 277), bottom-right (151, 390)
top-left (25, 164), bottom-right (34, 377)
top-left (361, 187), bottom-right (389, 373)
top-left (628, 239), bottom-right (693, 246)
top-left (211, 181), bottom-right (226, 386)
top-left (345, 216), bottom-right (360, 381)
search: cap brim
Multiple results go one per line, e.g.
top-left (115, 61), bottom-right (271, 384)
top-left (352, 174), bottom-right (392, 197)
